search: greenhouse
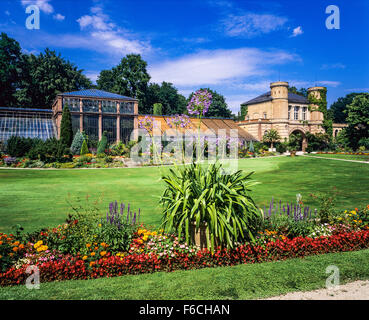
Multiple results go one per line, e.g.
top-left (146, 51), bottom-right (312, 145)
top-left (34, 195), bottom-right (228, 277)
top-left (0, 107), bottom-right (56, 143)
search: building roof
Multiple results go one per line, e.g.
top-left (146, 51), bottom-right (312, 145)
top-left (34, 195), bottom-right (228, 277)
top-left (58, 89), bottom-right (137, 101)
top-left (241, 91), bottom-right (309, 106)
top-left (0, 107), bottom-right (52, 113)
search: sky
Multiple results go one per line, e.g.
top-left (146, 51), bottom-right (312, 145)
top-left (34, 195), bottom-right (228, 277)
top-left (1, 0), bottom-right (369, 113)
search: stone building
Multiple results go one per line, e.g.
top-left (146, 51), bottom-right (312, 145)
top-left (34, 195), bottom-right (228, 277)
top-left (238, 81), bottom-right (329, 151)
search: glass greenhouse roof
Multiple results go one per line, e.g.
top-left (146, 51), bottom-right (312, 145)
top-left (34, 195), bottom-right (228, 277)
top-left (59, 89), bottom-right (137, 101)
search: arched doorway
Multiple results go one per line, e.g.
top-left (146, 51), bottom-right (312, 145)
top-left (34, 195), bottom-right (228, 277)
top-left (289, 129), bottom-right (307, 151)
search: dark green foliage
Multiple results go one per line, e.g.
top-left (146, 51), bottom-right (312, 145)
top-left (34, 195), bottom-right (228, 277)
top-left (6, 136), bottom-right (38, 157)
top-left (15, 48), bottom-right (92, 108)
top-left (288, 86), bottom-right (308, 97)
top-left (60, 105), bottom-right (73, 147)
top-left (345, 93), bottom-right (369, 150)
top-left (276, 142), bottom-right (288, 154)
top-left (80, 139), bottom-right (89, 155)
top-left (97, 54), bottom-right (150, 113)
top-left (27, 138), bottom-right (72, 163)
top-left (160, 162), bottom-right (262, 250)
top-left (0, 33), bottom-right (23, 107)
top-left (305, 132), bottom-right (331, 152)
top-left (187, 88), bottom-right (232, 118)
top-left (97, 131), bottom-right (108, 154)
top-left (144, 82), bottom-right (187, 115)
top-left (329, 93), bottom-right (362, 123)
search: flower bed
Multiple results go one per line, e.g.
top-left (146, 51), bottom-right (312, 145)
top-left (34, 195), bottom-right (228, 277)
top-left (2, 229), bottom-right (369, 286)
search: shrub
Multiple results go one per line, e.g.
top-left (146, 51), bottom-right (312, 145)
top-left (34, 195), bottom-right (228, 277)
top-left (6, 136), bottom-right (37, 157)
top-left (97, 132), bottom-right (108, 154)
top-left (70, 131), bottom-right (85, 155)
top-left (276, 142), bottom-right (288, 154)
top-left (27, 138), bottom-right (72, 164)
top-left (160, 162), bottom-right (262, 250)
top-left (80, 139), bottom-right (89, 155)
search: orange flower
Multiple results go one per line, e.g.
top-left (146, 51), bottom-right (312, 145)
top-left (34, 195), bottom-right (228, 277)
top-left (13, 247), bottom-right (18, 252)
top-left (100, 251), bottom-right (107, 257)
top-left (90, 252), bottom-right (96, 256)
top-left (355, 208), bottom-right (358, 211)
top-left (19, 244), bottom-right (24, 249)
top-left (82, 256), bottom-right (88, 260)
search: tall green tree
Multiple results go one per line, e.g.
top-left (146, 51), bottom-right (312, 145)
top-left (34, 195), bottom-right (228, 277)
top-left (345, 93), bottom-right (369, 149)
top-left (97, 54), bottom-right (150, 112)
top-left (0, 33), bottom-right (22, 107)
top-left (16, 48), bottom-right (92, 108)
top-left (329, 93), bottom-right (362, 123)
top-left (187, 88), bottom-right (232, 118)
top-left (60, 105), bottom-right (73, 147)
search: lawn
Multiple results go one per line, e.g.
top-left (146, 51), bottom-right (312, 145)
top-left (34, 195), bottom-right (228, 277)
top-left (1, 156), bottom-right (369, 233)
top-left (307, 153), bottom-right (369, 162)
top-left (1, 248), bottom-right (369, 300)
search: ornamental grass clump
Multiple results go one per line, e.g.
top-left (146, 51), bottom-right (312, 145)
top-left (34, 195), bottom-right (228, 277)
top-left (160, 162), bottom-right (263, 250)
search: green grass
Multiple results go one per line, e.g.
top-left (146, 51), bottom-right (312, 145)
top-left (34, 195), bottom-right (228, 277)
top-left (2, 248), bottom-right (369, 300)
top-left (306, 153), bottom-right (369, 161)
top-left (1, 156), bottom-right (369, 233)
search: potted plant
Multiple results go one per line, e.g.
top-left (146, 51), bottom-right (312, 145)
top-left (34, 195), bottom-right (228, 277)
top-left (289, 147), bottom-right (297, 157)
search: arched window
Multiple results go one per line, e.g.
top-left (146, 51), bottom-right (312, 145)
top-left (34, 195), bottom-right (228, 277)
top-left (335, 129), bottom-right (339, 137)
top-left (263, 112), bottom-right (267, 119)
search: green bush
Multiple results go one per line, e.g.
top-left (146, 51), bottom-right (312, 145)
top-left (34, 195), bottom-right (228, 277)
top-left (80, 139), bottom-right (89, 155)
top-left (97, 131), bottom-right (108, 154)
top-left (27, 138), bottom-right (72, 164)
top-left (276, 142), bottom-right (288, 154)
top-left (160, 162), bottom-right (262, 250)
top-left (6, 136), bottom-right (39, 157)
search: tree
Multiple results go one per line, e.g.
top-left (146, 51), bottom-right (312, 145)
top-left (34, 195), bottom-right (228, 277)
top-left (142, 82), bottom-right (187, 115)
top-left (16, 48), bottom-right (92, 108)
top-left (0, 33), bottom-right (22, 107)
top-left (288, 86), bottom-right (308, 97)
top-left (262, 129), bottom-right (281, 149)
top-left (97, 131), bottom-right (108, 154)
top-left (70, 131), bottom-right (86, 155)
top-left (97, 54), bottom-right (150, 112)
top-left (80, 139), bottom-right (89, 155)
top-left (329, 93), bottom-right (362, 123)
top-left (60, 105), bottom-right (73, 147)
top-left (345, 93), bottom-right (369, 149)
top-left (153, 103), bottom-right (163, 115)
top-left (187, 88), bottom-right (232, 118)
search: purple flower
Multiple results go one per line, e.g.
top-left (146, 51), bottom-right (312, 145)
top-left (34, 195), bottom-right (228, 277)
top-left (166, 114), bottom-right (191, 129)
top-left (187, 89), bottom-right (212, 116)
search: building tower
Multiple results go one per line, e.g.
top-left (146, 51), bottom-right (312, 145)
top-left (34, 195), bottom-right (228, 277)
top-left (307, 86), bottom-right (326, 123)
top-left (270, 81), bottom-right (289, 120)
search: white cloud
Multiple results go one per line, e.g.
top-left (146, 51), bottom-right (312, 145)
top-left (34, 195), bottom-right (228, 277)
top-left (21, 0), bottom-right (54, 14)
top-left (222, 13), bottom-right (287, 38)
top-left (289, 80), bottom-right (341, 88)
top-left (149, 48), bottom-right (298, 86)
top-left (53, 13), bottom-right (65, 21)
top-left (291, 26), bottom-right (303, 37)
top-left (5, 10), bottom-right (10, 16)
top-left (321, 63), bottom-right (346, 70)
top-left (76, 6), bottom-right (150, 55)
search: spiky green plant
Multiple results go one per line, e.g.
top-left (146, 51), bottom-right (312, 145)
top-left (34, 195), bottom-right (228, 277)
top-left (160, 162), bottom-right (262, 250)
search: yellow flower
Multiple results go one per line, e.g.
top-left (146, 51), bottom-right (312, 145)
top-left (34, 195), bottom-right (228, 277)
top-left (90, 252), bottom-right (95, 256)
top-left (142, 235), bottom-right (148, 241)
top-left (98, 224), bottom-right (102, 227)
top-left (100, 251), bottom-right (107, 257)
top-left (82, 255), bottom-right (88, 260)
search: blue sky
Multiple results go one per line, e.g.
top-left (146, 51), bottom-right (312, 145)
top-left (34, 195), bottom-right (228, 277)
top-left (1, 0), bottom-right (369, 113)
